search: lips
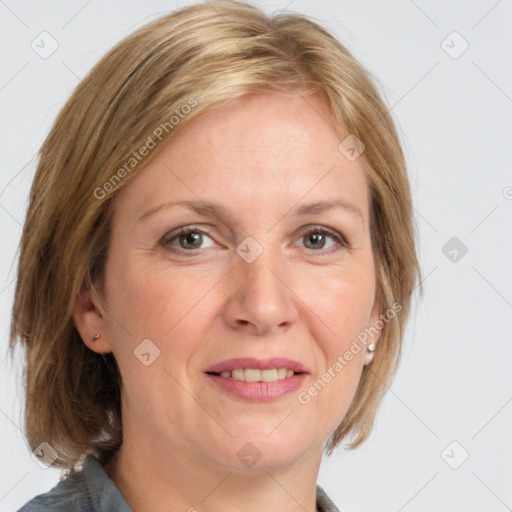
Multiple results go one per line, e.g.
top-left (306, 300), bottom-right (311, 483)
top-left (205, 357), bottom-right (309, 375)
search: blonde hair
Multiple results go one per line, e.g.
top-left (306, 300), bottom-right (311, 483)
top-left (9, 0), bottom-right (421, 472)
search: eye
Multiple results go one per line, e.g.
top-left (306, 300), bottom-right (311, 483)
top-left (295, 226), bottom-right (349, 254)
top-left (161, 226), bottom-right (216, 256)
top-left (161, 224), bottom-right (349, 258)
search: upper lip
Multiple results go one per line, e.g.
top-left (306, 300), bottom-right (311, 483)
top-left (205, 357), bottom-right (309, 374)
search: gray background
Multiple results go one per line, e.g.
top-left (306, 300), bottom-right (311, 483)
top-left (1, 1), bottom-right (511, 511)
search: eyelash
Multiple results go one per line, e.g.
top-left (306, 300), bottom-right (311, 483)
top-left (160, 225), bottom-right (350, 258)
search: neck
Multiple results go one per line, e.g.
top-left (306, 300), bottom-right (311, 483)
top-left (104, 423), bottom-right (323, 512)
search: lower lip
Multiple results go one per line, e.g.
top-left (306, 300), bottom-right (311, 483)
top-left (205, 373), bottom-right (308, 402)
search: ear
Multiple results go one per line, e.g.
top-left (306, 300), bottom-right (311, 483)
top-left (73, 284), bottom-right (113, 354)
top-left (363, 297), bottom-right (384, 366)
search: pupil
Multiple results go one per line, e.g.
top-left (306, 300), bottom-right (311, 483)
top-left (181, 232), bottom-right (201, 249)
top-left (307, 233), bottom-right (324, 249)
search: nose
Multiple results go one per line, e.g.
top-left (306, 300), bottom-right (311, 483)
top-left (222, 245), bottom-right (298, 336)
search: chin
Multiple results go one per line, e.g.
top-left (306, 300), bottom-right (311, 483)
top-left (213, 426), bottom-right (317, 472)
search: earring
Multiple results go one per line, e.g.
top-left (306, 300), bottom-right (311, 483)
top-left (91, 333), bottom-right (101, 341)
top-left (367, 342), bottom-right (376, 353)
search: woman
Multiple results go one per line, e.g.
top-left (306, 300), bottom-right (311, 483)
top-left (10, 1), bottom-right (421, 510)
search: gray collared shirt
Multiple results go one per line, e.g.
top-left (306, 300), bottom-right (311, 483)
top-left (18, 456), bottom-right (341, 511)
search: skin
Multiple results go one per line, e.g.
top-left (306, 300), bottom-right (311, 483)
top-left (74, 91), bottom-right (382, 512)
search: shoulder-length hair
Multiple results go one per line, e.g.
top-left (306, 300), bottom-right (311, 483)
top-left (10, 0), bottom-right (421, 472)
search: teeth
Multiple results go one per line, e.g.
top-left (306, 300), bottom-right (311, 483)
top-left (245, 368), bottom-right (261, 382)
top-left (261, 369), bottom-right (277, 382)
top-left (218, 368), bottom-right (296, 382)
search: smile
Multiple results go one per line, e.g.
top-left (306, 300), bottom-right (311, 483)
top-left (212, 368), bottom-right (296, 382)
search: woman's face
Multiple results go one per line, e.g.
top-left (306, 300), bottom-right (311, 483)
top-left (89, 92), bottom-right (382, 471)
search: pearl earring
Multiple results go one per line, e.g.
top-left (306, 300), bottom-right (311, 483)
top-left (91, 333), bottom-right (101, 341)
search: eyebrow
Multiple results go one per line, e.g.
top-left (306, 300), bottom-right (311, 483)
top-left (137, 198), bottom-right (363, 223)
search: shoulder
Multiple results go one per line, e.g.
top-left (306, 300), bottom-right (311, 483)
top-left (316, 484), bottom-right (341, 512)
top-left (16, 471), bottom-right (93, 512)
top-left (17, 456), bottom-right (132, 512)
top-left (316, 484), bottom-right (356, 512)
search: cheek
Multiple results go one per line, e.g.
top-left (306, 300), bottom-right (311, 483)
top-left (105, 257), bottom-right (217, 362)
top-left (305, 266), bottom-right (376, 355)
top-left (300, 273), bottom-right (373, 426)
top-left (107, 253), bottom-right (177, 327)
top-left (102, 265), bottom-right (214, 424)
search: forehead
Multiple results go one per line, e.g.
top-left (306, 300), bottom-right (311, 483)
top-left (116, 92), bottom-right (370, 224)
top-left (174, 92), bottom-right (344, 159)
